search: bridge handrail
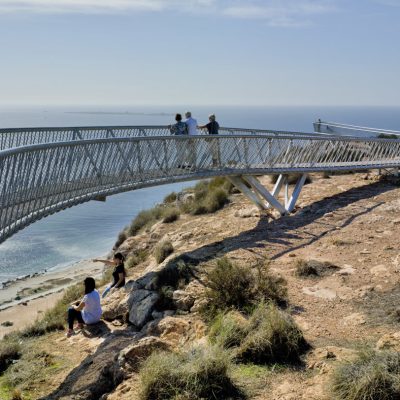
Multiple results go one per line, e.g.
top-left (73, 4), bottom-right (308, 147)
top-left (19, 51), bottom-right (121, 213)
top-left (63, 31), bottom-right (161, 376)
top-left (0, 125), bottom-right (335, 151)
top-left (1, 133), bottom-right (400, 244)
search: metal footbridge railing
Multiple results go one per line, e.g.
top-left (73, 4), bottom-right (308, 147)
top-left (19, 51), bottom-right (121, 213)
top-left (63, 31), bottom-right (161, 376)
top-left (1, 126), bottom-right (400, 244)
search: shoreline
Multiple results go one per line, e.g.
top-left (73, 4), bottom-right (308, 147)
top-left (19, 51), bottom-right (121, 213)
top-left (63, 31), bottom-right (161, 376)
top-left (0, 257), bottom-right (106, 338)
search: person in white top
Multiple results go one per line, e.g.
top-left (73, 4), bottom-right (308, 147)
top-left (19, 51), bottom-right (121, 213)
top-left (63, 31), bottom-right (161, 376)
top-left (66, 277), bottom-right (102, 337)
top-left (184, 111), bottom-right (198, 167)
top-left (184, 112), bottom-right (198, 136)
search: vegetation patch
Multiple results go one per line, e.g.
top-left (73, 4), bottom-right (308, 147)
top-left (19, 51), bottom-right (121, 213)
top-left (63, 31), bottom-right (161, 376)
top-left (154, 240), bottom-right (174, 264)
top-left (332, 349), bottom-right (400, 400)
top-left (0, 340), bottom-right (21, 374)
top-left (162, 207), bottom-right (180, 224)
top-left (203, 258), bottom-right (287, 318)
top-left (210, 303), bottom-right (308, 365)
top-left (138, 345), bottom-right (244, 400)
top-left (126, 249), bottom-right (148, 269)
top-left (295, 259), bottom-right (338, 278)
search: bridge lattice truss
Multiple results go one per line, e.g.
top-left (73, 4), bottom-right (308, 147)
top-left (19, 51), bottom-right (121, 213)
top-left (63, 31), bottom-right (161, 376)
top-left (1, 125), bottom-right (399, 244)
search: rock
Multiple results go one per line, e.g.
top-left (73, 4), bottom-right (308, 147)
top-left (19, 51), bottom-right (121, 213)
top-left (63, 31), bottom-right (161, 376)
top-left (234, 207), bottom-right (260, 218)
top-left (124, 280), bottom-right (140, 292)
top-left (102, 291), bottom-right (129, 321)
top-left (376, 331), bottom-right (400, 351)
top-left (336, 265), bottom-right (355, 276)
top-left (370, 265), bottom-right (389, 276)
top-left (190, 298), bottom-right (208, 313)
top-left (148, 316), bottom-right (206, 347)
top-left (135, 272), bottom-right (158, 290)
top-left (128, 290), bottom-right (160, 329)
top-left (302, 286), bottom-right (337, 300)
top-left (118, 336), bottom-right (170, 371)
top-left (172, 290), bottom-right (195, 311)
top-left (151, 310), bottom-right (164, 320)
top-left (342, 312), bottom-right (366, 326)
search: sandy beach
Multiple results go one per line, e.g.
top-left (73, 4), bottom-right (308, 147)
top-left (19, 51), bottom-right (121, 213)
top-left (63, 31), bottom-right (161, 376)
top-left (0, 258), bottom-right (106, 338)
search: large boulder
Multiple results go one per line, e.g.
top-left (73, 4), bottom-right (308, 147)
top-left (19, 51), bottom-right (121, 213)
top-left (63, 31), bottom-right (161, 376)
top-left (118, 336), bottom-right (170, 371)
top-left (101, 290), bottom-right (129, 321)
top-left (128, 289), bottom-right (160, 329)
top-left (172, 290), bottom-right (195, 311)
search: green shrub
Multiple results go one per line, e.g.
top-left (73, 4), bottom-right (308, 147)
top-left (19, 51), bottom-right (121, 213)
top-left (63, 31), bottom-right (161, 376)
top-left (294, 259), bottom-right (338, 278)
top-left (128, 207), bottom-right (164, 236)
top-left (114, 230), bottom-right (127, 249)
top-left (208, 311), bottom-right (248, 349)
top-left (0, 340), bottom-right (21, 373)
top-left (138, 345), bottom-right (244, 400)
top-left (209, 303), bottom-right (308, 366)
top-left (180, 179), bottom-right (231, 216)
top-left (164, 192), bottom-right (177, 204)
top-left (203, 258), bottom-right (287, 317)
top-left (295, 259), bottom-right (318, 277)
top-left (378, 133), bottom-right (399, 139)
top-left (154, 241), bottom-right (174, 264)
top-left (236, 302), bottom-right (308, 364)
top-left (332, 349), bottom-right (400, 400)
top-left (126, 250), bottom-right (148, 269)
top-left (162, 207), bottom-right (180, 224)
top-left (155, 258), bottom-right (193, 290)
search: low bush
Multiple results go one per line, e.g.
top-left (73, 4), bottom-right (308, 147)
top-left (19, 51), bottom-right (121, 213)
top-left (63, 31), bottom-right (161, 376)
top-left (0, 340), bottom-right (21, 373)
top-left (208, 311), bottom-right (248, 349)
top-left (295, 259), bottom-right (318, 277)
top-left (162, 207), bottom-right (180, 224)
top-left (295, 259), bottom-right (338, 278)
top-left (155, 257), bottom-right (194, 290)
top-left (126, 250), bottom-right (148, 269)
top-left (236, 302), bottom-right (308, 364)
top-left (154, 241), bottom-right (174, 264)
top-left (203, 258), bottom-right (287, 318)
top-left (378, 133), bottom-right (399, 139)
top-left (163, 192), bottom-right (177, 204)
top-left (113, 230), bottom-right (127, 250)
top-left (209, 303), bottom-right (308, 365)
top-left (127, 207), bottom-right (164, 236)
top-left (332, 349), bottom-right (400, 400)
top-left (138, 345), bottom-right (244, 400)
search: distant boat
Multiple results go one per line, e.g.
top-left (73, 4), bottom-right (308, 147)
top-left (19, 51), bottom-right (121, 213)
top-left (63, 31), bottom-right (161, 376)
top-left (314, 119), bottom-right (400, 138)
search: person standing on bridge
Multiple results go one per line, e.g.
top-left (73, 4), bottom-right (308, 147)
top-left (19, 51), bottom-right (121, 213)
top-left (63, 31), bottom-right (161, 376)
top-left (93, 253), bottom-right (126, 298)
top-left (198, 114), bottom-right (220, 166)
top-left (185, 111), bottom-right (198, 168)
top-left (169, 113), bottom-right (188, 168)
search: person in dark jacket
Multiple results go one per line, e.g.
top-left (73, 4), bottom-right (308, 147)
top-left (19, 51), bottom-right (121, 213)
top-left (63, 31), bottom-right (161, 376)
top-left (93, 253), bottom-right (126, 298)
top-left (198, 114), bottom-right (220, 166)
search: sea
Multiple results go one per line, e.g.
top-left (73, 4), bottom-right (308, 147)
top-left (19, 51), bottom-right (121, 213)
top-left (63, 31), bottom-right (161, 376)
top-left (1, 105), bottom-right (400, 287)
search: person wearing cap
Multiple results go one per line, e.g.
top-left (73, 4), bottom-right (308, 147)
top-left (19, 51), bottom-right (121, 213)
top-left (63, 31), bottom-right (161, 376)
top-left (184, 111), bottom-right (198, 168)
top-left (199, 114), bottom-right (220, 166)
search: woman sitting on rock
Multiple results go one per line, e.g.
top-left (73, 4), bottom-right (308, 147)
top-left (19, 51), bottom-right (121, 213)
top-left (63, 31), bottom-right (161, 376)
top-left (66, 277), bottom-right (102, 337)
top-left (93, 253), bottom-right (126, 298)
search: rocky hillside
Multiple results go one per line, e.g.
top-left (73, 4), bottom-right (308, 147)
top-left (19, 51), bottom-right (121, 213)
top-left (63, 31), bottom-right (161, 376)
top-left (3, 172), bottom-right (400, 400)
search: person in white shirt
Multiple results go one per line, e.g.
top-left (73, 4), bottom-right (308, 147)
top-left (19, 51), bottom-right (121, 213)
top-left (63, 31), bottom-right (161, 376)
top-left (184, 112), bottom-right (198, 136)
top-left (66, 277), bottom-right (102, 337)
top-left (184, 111), bottom-right (198, 167)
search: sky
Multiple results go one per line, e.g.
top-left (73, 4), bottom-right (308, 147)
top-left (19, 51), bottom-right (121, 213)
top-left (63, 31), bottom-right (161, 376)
top-left (0, 0), bottom-right (399, 106)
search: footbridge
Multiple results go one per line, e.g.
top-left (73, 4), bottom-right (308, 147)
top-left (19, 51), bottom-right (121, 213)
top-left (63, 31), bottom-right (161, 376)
top-left (1, 125), bottom-right (400, 244)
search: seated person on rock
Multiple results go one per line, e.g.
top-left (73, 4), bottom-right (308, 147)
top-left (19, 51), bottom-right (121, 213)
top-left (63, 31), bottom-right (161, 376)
top-left (66, 277), bottom-right (102, 337)
top-left (93, 252), bottom-right (126, 298)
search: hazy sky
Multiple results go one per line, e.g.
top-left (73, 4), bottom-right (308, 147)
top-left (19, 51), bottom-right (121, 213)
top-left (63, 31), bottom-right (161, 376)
top-left (0, 0), bottom-right (399, 106)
